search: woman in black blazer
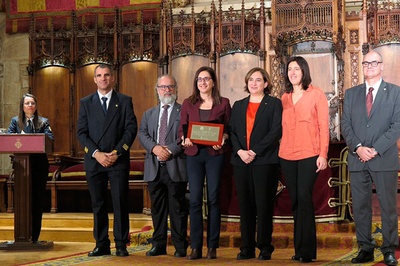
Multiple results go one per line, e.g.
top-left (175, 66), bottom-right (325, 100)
top-left (7, 93), bottom-right (54, 243)
top-left (229, 67), bottom-right (282, 260)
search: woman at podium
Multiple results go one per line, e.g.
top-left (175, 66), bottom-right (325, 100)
top-left (7, 93), bottom-right (54, 243)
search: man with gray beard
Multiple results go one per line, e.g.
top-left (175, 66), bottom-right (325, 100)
top-left (139, 75), bottom-right (188, 257)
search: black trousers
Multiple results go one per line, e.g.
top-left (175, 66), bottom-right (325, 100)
top-left (31, 154), bottom-right (49, 242)
top-left (280, 156), bottom-right (318, 259)
top-left (233, 164), bottom-right (278, 253)
top-left (147, 165), bottom-right (188, 250)
top-left (86, 169), bottom-right (130, 249)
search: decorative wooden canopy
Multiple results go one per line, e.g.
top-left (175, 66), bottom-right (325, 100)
top-left (4, 0), bottom-right (161, 34)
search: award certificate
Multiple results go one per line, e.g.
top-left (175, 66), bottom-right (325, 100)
top-left (187, 121), bottom-right (224, 146)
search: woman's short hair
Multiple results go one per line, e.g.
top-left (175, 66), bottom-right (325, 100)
top-left (244, 67), bottom-right (272, 94)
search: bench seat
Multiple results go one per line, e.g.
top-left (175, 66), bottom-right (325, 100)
top-left (7, 156), bottom-right (151, 215)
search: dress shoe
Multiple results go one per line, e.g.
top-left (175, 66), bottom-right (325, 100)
top-left (292, 255), bottom-right (312, 263)
top-left (351, 250), bottom-right (374, 263)
top-left (258, 250), bottom-right (272, 260)
top-left (384, 252), bottom-right (398, 266)
top-left (299, 258), bottom-right (312, 263)
top-left (146, 246), bottom-right (167, 256)
top-left (116, 247), bottom-right (129, 257)
top-left (237, 250), bottom-right (255, 260)
top-left (88, 247), bottom-right (111, 257)
top-left (174, 249), bottom-right (187, 258)
top-left (206, 248), bottom-right (217, 259)
top-left (187, 249), bottom-right (202, 260)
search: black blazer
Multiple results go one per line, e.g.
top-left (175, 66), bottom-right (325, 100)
top-left (229, 95), bottom-right (282, 166)
top-left (77, 90), bottom-right (138, 172)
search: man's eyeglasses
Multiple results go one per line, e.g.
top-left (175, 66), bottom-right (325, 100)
top-left (157, 85), bottom-right (176, 91)
top-left (24, 102), bottom-right (36, 106)
top-left (197, 77), bottom-right (212, 82)
top-left (362, 61), bottom-right (382, 67)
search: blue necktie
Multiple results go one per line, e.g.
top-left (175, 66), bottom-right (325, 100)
top-left (101, 97), bottom-right (108, 115)
top-left (27, 120), bottom-right (34, 133)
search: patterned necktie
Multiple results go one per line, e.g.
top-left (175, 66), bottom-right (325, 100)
top-left (101, 97), bottom-right (108, 115)
top-left (158, 105), bottom-right (169, 146)
top-left (366, 87), bottom-right (374, 117)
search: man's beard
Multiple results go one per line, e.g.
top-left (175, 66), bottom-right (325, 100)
top-left (159, 94), bottom-right (177, 105)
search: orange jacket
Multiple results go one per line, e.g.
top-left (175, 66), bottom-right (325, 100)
top-left (278, 85), bottom-right (329, 160)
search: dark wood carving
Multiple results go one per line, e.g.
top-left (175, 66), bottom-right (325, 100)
top-left (120, 10), bottom-right (160, 65)
top-left (26, 0), bottom-right (400, 157)
top-left (29, 16), bottom-right (73, 72)
top-left (367, 0), bottom-right (400, 47)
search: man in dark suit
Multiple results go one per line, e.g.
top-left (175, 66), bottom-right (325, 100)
top-left (77, 64), bottom-right (137, 257)
top-left (341, 50), bottom-right (400, 266)
top-left (138, 74), bottom-right (188, 257)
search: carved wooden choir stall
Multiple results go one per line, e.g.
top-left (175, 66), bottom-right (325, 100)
top-left (6, 0), bottom-right (400, 221)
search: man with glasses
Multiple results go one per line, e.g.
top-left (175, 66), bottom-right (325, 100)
top-left (139, 74), bottom-right (188, 257)
top-left (342, 50), bottom-right (400, 266)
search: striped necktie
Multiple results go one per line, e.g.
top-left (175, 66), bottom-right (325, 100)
top-left (366, 87), bottom-right (373, 117)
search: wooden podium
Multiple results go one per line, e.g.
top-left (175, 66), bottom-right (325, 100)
top-left (0, 134), bottom-right (54, 250)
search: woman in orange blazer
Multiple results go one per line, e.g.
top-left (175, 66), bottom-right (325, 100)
top-left (180, 66), bottom-right (231, 260)
top-left (279, 56), bottom-right (329, 263)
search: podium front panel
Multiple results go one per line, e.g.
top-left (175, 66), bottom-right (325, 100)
top-left (0, 134), bottom-right (52, 154)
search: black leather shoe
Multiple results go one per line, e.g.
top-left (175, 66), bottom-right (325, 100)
top-left (187, 249), bottom-right (202, 260)
top-left (174, 249), bottom-right (187, 257)
top-left (237, 250), bottom-right (255, 260)
top-left (88, 247), bottom-right (111, 257)
top-left (292, 255), bottom-right (312, 263)
top-left (299, 257), bottom-right (312, 263)
top-left (146, 246), bottom-right (167, 256)
top-left (258, 250), bottom-right (272, 260)
top-left (116, 247), bottom-right (129, 257)
top-left (206, 248), bottom-right (217, 259)
top-left (351, 250), bottom-right (374, 263)
top-left (384, 252), bottom-right (398, 266)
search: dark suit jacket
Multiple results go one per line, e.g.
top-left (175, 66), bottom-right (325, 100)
top-left (8, 115), bottom-right (54, 172)
top-left (77, 90), bottom-right (137, 171)
top-left (179, 97), bottom-right (231, 156)
top-left (229, 95), bottom-right (282, 166)
top-left (341, 80), bottom-right (400, 171)
top-left (138, 102), bottom-right (187, 182)
top-left (8, 116), bottom-right (54, 141)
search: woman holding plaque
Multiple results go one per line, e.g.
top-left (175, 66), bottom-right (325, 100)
top-left (7, 93), bottom-right (54, 243)
top-left (229, 67), bottom-right (282, 260)
top-left (180, 66), bottom-right (231, 260)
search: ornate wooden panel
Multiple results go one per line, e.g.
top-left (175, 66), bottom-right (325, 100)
top-left (28, 17), bottom-right (73, 73)
top-left (119, 10), bottom-right (160, 65)
top-left (74, 12), bottom-right (116, 68)
top-left (367, 0), bottom-right (400, 46)
top-left (167, 7), bottom-right (211, 58)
